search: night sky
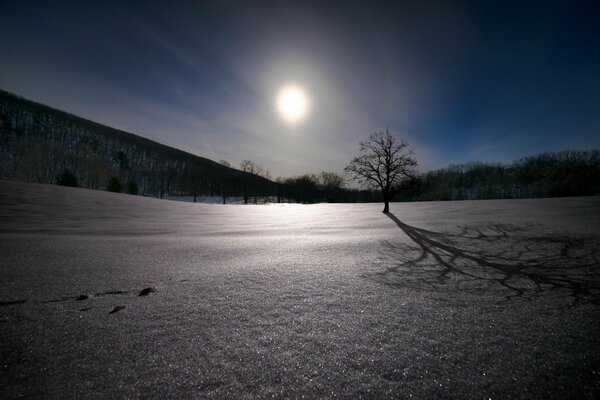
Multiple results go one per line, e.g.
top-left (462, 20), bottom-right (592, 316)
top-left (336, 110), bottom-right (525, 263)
top-left (1, 0), bottom-right (599, 178)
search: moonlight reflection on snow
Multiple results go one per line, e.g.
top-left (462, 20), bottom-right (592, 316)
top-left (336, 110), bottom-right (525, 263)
top-left (1, 181), bottom-right (599, 398)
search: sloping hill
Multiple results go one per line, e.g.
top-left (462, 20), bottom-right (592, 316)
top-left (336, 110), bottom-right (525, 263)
top-left (0, 89), bottom-right (276, 200)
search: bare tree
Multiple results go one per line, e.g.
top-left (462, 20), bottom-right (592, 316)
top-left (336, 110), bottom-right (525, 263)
top-left (320, 171), bottom-right (344, 202)
top-left (240, 159), bottom-right (252, 173)
top-left (344, 129), bottom-right (418, 213)
top-left (219, 159), bottom-right (231, 168)
top-left (240, 159), bottom-right (263, 176)
top-left (320, 171), bottom-right (344, 189)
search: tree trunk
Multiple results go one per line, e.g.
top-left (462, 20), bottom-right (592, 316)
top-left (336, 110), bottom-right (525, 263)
top-left (382, 189), bottom-right (391, 213)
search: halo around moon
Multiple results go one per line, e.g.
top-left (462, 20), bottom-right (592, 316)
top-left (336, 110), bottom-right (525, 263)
top-left (276, 84), bottom-right (310, 124)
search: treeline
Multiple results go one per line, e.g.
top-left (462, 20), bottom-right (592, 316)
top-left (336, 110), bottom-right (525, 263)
top-left (276, 172), bottom-right (380, 204)
top-left (0, 89), bottom-right (277, 202)
top-left (396, 150), bottom-right (600, 201)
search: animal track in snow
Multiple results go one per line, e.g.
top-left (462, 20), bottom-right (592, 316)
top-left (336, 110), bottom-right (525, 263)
top-left (0, 299), bottom-right (27, 306)
top-left (109, 305), bottom-right (126, 314)
top-left (94, 290), bottom-right (129, 297)
top-left (138, 287), bottom-right (155, 296)
top-left (4, 282), bottom-right (177, 314)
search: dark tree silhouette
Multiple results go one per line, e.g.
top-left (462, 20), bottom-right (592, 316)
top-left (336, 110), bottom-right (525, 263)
top-left (57, 169), bottom-right (79, 187)
top-left (240, 159), bottom-right (263, 175)
top-left (320, 171), bottom-right (344, 202)
top-left (412, 151), bottom-right (600, 201)
top-left (345, 129), bottom-right (418, 213)
top-left (126, 180), bottom-right (139, 195)
top-left (240, 160), bottom-right (263, 204)
top-left (107, 176), bottom-right (123, 193)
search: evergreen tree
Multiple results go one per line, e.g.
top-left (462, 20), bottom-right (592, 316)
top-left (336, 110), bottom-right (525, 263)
top-left (107, 177), bottom-right (123, 193)
top-left (57, 169), bottom-right (79, 187)
top-left (126, 180), bottom-right (139, 195)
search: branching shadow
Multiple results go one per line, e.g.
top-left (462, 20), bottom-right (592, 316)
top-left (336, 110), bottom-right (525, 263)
top-left (365, 213), bottom-right (600, 306)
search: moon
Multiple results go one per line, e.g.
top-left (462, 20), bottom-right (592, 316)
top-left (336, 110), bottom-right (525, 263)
top-left (276, 84), bottom-right (310, 124)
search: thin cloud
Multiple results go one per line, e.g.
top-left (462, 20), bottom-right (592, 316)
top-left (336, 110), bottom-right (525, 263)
top-left (0, 1), bottom-right (598, 178)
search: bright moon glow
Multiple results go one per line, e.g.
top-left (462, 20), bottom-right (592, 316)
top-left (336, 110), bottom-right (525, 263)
top-left (276, 85), bottom-right (309, 123)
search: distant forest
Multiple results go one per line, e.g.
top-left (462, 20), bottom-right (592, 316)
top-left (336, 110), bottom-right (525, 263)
top-left (398, 150), bottom-right (600, 201)
top-left (0, 89), bottom-right (278, 203)
top-left (1, 89), bottom-right (598, 203)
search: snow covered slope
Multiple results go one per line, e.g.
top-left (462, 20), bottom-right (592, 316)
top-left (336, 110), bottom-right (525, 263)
top-left (1, 181), bottom-right (599, 398)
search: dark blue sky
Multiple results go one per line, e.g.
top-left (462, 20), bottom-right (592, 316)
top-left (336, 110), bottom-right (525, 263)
top-left (1, 0), bottom-right (598, 177)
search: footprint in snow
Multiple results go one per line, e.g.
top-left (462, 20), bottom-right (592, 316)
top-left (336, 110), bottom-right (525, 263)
top-left (44, 294), bottom-right (90, 303)
top-left (138, 287), bottom-right (155, 296)
top-left (109, 305), bottom-right (126, 314)
top-left (96, 290), bottom-right (128, 297)
top-left (0, 299), bottom-right (27, 307)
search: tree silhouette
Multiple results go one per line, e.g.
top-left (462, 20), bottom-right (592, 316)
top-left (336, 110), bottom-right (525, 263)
top-left (345, 129), bottom-right (418, 213)
top-left (240, 160), bottom-right (263, 175)
top-left (126, 180), bottom-right (139, 195)
top-left (57, 169), bottom-right (79, 187)
top-left (107, 176), bottom-right (123, 193)
top-left (321, 171), bottom-right (344, 202)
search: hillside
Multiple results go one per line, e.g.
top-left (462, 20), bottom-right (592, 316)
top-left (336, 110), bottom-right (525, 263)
top-left (0, 89), bottom-right (277, 201)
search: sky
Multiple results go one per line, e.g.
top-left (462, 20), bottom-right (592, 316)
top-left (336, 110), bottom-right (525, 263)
top-left (1, 0), bottom-right (599, 178)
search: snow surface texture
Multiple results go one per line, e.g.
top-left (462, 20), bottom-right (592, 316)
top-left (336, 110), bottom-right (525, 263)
top-left (1, 180), bottom-right (599, 399)
top-left (163, 195), bottom-right (246, 204)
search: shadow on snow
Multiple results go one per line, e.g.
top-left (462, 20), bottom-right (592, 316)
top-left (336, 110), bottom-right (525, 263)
top-left (365, 212), bottom-right (600, 306)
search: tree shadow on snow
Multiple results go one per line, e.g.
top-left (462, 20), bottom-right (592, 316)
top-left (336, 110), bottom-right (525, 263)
top-left (365, 213), bottom-right (600, 306)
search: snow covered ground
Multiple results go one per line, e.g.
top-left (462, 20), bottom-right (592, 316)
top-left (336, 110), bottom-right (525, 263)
top-left (1, 180), bottom-right (599, 399)
top-left (163, 194), bottom-right (246, 204)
